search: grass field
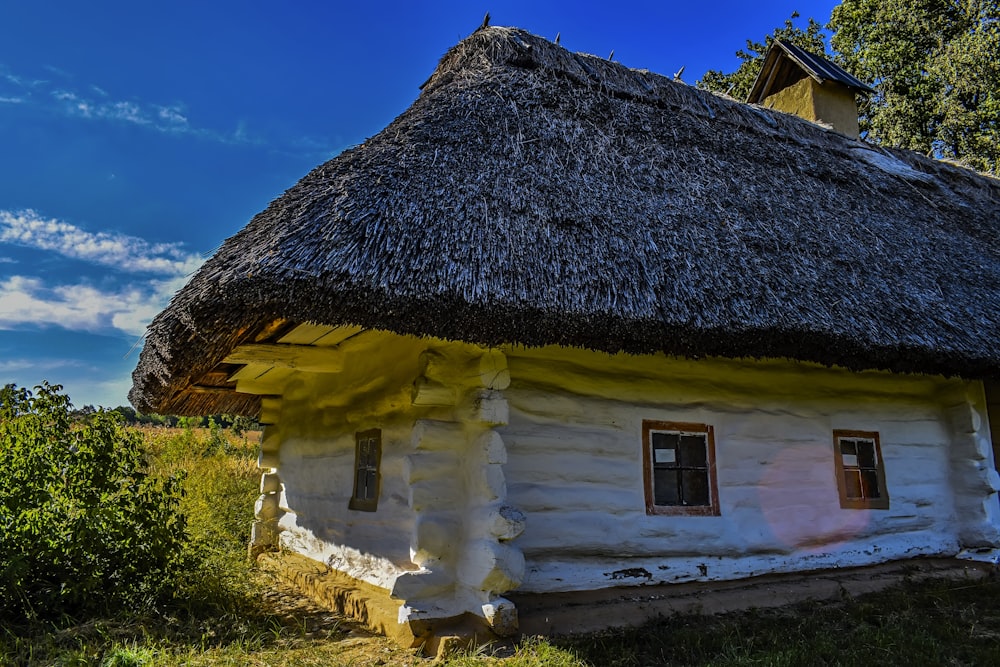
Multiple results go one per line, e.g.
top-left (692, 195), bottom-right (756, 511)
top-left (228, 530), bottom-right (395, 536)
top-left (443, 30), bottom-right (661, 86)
top-left (4, 426), bottom-right (1000, 665)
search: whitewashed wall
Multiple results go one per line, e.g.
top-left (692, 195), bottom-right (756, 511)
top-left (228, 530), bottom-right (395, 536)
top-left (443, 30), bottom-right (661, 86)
top-left (248, 331), bottom-right (999, 621)
top-left (275, 419), bottom-right (418, 589)
top-left (501, 346), bottom-right (1000, 594)
top-left (268, 334), bottom-right (430, 590)
top-left (249, 330), bottom-right (524, 634)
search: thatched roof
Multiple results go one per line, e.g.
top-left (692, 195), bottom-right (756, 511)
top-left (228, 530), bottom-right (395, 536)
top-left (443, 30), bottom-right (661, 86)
top-left (131, 26), bottom-right (1000, 416)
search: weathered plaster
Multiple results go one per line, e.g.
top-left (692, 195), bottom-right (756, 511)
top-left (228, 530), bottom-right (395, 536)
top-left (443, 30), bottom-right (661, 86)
top-left (500, 345), bottom-right (996, 593)
top-left (247, 328), bottom-right (526, 634)
top-left (248, 329), bottom-right (999, 630)
top-left (395, 349), bottom-right (524, 635)
top-left (944, 381), bottom-right (1000, 549)
top-left (763, 76), bottom-right (861, 138)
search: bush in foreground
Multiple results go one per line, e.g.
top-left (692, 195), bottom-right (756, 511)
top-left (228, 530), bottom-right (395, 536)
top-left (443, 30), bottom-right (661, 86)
top-left (0, 383), bottom-right (187, 622)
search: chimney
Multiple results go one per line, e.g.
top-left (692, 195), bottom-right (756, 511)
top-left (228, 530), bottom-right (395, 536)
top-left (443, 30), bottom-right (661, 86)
top-left (746, 40), bottom-right (872, 139)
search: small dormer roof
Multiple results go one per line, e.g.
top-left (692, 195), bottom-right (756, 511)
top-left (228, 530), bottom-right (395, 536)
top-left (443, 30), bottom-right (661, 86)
top-left (747, 39), bottom-right (873, 104)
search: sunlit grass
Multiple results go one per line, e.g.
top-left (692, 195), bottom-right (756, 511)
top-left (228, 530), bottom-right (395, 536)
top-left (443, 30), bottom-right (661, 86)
top-left (4, 424), bottom-right (1000, 666)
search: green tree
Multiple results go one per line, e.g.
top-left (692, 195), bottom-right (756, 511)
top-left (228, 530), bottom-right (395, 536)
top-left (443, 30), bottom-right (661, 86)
top-left (231, 414), bottom-right (259, 436)
top-left (699, 12), bottom-right (828, 100)
top-left (830, 0), bottom-right (1000, 174)
top-left (110, 404), bottom-right (138, 425)
top-left (0, 383), bottom-right (187, 622)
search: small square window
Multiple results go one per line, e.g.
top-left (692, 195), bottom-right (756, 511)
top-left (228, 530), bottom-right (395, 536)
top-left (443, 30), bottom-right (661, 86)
top-left (643, 421), bottom-right (720, 516)
top-left (349, 429), bottom-right (381, 512)
top-left (833, 430), bottom-right (889, 510)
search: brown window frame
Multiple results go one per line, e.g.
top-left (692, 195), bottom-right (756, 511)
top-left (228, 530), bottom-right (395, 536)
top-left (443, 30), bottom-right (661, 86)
top-left (349, 429), bottom-right (382, 512)
top-left (833, 429), bottom-right (889, 510)
top-left (642, 420), bottom-right (720, 516)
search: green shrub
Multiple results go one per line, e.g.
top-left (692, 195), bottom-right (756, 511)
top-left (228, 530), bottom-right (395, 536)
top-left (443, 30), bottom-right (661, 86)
top-left (0, 383), bottom-right (188, 622)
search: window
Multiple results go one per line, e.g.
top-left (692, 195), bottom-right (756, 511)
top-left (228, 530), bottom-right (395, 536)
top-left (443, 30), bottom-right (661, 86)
top-left (642, 420), bottom-right (720, 516)
top-left (349, 429), bottom-right (381, 512)
top-left (833, 430), bottom-right (889, 510)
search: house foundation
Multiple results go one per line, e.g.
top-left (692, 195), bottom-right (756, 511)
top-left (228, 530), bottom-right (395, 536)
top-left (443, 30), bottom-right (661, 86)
top-left (261, 550), bottom-right (994, 649)
top-left (258, 551), bottom-right (504, 656)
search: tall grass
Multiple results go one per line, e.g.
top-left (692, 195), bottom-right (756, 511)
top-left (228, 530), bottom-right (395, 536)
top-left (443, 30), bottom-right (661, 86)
top-left (143, 425), bottom-right (263, 619)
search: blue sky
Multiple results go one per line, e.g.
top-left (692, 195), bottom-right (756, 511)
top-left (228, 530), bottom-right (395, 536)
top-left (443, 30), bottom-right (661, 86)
top-left (0, 1), bottom-right (837, 410)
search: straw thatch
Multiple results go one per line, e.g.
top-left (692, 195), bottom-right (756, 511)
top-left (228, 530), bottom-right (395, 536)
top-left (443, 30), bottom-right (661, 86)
top-left (131, 26), bottom-right (1000, 416)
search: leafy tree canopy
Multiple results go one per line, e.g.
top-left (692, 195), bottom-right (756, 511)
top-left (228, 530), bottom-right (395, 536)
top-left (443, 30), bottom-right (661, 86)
top-left (699, 12), bottom-right (828, 101)
top-left (830, 0), bottom-right (999, 174)
top-left (699, 1), bottom-right (1000, 175)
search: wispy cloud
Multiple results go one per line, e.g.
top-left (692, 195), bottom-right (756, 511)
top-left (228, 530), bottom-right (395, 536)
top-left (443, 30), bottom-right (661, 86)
top-left (1, 69), bottom-right (41, 89)
top-left (0, 357), bottom-right (91, 374)
top-left (51, 90), bottom-right (164, 128)
top-left (0, 63), bottom-right (338, 155)
top-left (1, 62), bottom-right (245, 143)
top-left (156, 104), bottom-right (188, 125)
top-left (0, 275), bottom-right (179, 337)
top-left (49, 87), bottom-right (262, 145)
top-left (41, 64), bottom-right (71, 79)
top-left (0, 209), bottom-right (204, 276)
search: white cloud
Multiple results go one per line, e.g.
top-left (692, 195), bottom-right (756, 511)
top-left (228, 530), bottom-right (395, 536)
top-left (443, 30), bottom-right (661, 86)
top-left (0, 65), bottom-right (46, 93)
top-left (44, 81), bottom-right (217, 138)
top-left (53, 90), bottom-right (158, 127)
top-left (106, 100), bottom-right (148, 125)
top-left (0, 209), bottom-right (204, 276)
top-left (0, 357), bottom-right (90, 374)
top-left (156, 105), bottom-right (188, 125)
top-left (0, 64), bottom-right (325, 150)
top-left (0, 274), bottom-right (184, 337)
top-left (2, 64), bottom-right (340, 155)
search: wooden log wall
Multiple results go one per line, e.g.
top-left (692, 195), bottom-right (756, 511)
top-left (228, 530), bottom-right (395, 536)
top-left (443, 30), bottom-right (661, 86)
top-left (499, 346), bottom-right (993, 594)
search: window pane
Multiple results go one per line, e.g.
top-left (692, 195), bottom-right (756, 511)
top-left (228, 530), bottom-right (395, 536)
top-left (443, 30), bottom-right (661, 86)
top-left (364, 470), bottom-right (377, 499)
top-left (679, 435), bottom-right (707, 468)
top-left (356, 468), bottom-right (367, 499)
top-left (654, 469), bottom-right (681, 505)
top-left (652, 432), bottom-right (679, 448)
top-left (840, 439), bottom-right (857, 456)
top-left (652, 432), bottom-right (679, 467)
top-left (857, 440), bottom-right (877, 469)
top-left (681, 469), bottom-right (710, 505)
top-left (861, 470), bottom-right (880, 499)
top-left (844, 470), bottom-right (863, 499)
